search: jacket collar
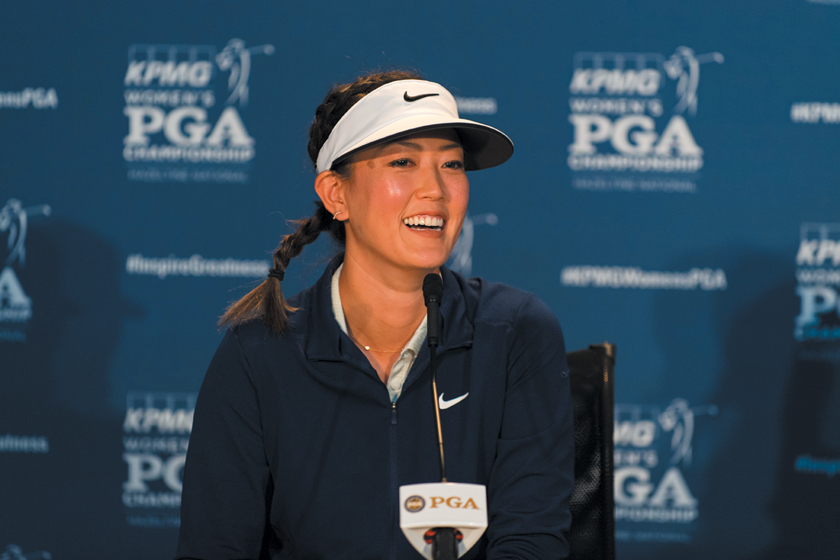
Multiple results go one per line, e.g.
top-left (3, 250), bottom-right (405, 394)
top-left (303, 255), bottom-right (474, 364)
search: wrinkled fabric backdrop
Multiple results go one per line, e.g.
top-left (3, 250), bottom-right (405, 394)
top-left (2, 1), bottom-right (839, 558)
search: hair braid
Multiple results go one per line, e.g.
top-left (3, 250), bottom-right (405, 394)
top-left (219, 202), bottom-right (335, 334)
top-left (220, 69), bottom-right (420, 336)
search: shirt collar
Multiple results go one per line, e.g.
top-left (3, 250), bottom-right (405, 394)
top-left (305, 255), bottom-right (473, 362)
top-left (330, 262), bottom-right (427, 358)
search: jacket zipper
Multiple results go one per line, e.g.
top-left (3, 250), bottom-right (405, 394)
top-left (389, 399), bottom-right (398, 560)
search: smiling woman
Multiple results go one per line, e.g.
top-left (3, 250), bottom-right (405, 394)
top-left (176, 71), bottom-right (574, 560)
top-left (318, 130), bottom-right (469, 298)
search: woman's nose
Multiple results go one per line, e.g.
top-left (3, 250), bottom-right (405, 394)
top-left (415, 165), bottom-right (446, 201)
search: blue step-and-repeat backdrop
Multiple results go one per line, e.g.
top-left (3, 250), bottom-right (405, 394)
top-left (3, 1), bottom-right (839, 558)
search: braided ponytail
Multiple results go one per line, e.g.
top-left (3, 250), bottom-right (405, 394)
top-left (219, 201), bottom-right (337, 334)
top-left (220, 69), bottom-right (421, 335)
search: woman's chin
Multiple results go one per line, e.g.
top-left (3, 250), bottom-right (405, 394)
top-left (408, 253), bottom-right (450, 272)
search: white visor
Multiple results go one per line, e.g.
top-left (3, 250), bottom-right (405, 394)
top-left (315, 79), bottom-right (513, 173)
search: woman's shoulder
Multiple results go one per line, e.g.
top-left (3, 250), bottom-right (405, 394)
top-left (225, 282), bottom-right (319, 348)
top-left (445, 268), bottom-right (560, 329)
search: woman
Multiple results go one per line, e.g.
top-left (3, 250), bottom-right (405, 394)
top-left (176, 71), bottom-right (573, 559)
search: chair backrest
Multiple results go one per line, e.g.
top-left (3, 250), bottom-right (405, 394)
top-left (567, 343), bottom-right (616, 560)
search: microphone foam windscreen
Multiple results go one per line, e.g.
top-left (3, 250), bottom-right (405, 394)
top-left (422, 273), bottom-right (443, 304)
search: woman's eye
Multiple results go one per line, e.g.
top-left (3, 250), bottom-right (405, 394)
top-left (443, 160), bottom-right (464, 170)
top-left (389, 158), bottom-right (413, 167)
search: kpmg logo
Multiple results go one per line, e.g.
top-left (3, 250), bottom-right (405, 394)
top-left (446, 212), bottom-right (498, 276)
top-left (0, 198), bottom-right (50, 341)
top-left (795, 223), bottom-right (840, 346)
top-left (122, 392), bottom-right (196, 528)
top-left (614, 398), bottom-right (717, 543)
top-left (568, 47), bottom-right (723, 193)
top-left (122, 39), bottom-right (274, 184)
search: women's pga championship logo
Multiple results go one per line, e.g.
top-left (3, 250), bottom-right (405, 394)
top-left (122, 39), bottom-right (274, 184)
top-left (567, 46), bottom-right (723, 192)
top-left (122, 392), bottom-right (196, 528)
top-left (795, 223), bottom-right (840, 345)
top-left (613, 398), bottom-right (718, 542)
top-left (0, 198), bottom-right (51, 340)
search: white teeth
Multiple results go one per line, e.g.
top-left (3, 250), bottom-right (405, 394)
top-left (403, 216), bottom-right (444, 228)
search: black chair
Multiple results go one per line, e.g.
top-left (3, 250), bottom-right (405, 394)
top-left (567, 343), bottom-right (616, 560)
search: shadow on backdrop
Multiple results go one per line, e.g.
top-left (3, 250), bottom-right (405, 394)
top-left (617, 249), bottom-right (799, 560)
top-left (0, 219), bottom-right (180, 560)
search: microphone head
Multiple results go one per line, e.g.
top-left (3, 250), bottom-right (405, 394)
top-left (423, 273), bottom-right (443, 306)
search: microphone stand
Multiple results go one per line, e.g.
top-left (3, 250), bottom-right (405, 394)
top-left (424, 274), bottom-right (459, 560)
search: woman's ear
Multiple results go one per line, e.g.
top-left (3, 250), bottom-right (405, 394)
top-left (314, 170), bottom-right (347, 220)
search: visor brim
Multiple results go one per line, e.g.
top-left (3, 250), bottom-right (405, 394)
top-left (332, 120), bottom-right (513, 172)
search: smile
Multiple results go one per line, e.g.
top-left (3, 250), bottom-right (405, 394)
top-left (403, 215), bottom-right (444, 231)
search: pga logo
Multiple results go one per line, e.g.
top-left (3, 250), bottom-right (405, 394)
top-left (615, 466), bottom-right (697, 509)
top-left (568, 114), bottom-right (702, 158)
top-left (123, 105), bottom-right (253, 148)
top-left (123, 452), bottom-right (185, 493)
top-left (428, 496), bottom-right (480, 510)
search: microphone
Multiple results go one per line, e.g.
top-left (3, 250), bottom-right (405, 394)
top-left (399, 273), bottom-right (488, 559)
top-left (423, 273), bottom-right (443, 347)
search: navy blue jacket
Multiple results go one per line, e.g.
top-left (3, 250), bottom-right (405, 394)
top-left (177, 258), bottom-right (573, 559)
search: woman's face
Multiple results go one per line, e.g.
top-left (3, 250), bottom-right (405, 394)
top-left (340, 129), bottom-right (469, 274)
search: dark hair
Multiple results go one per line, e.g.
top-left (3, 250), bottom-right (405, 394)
top-left (219, 69), bottom-right (422, 335)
